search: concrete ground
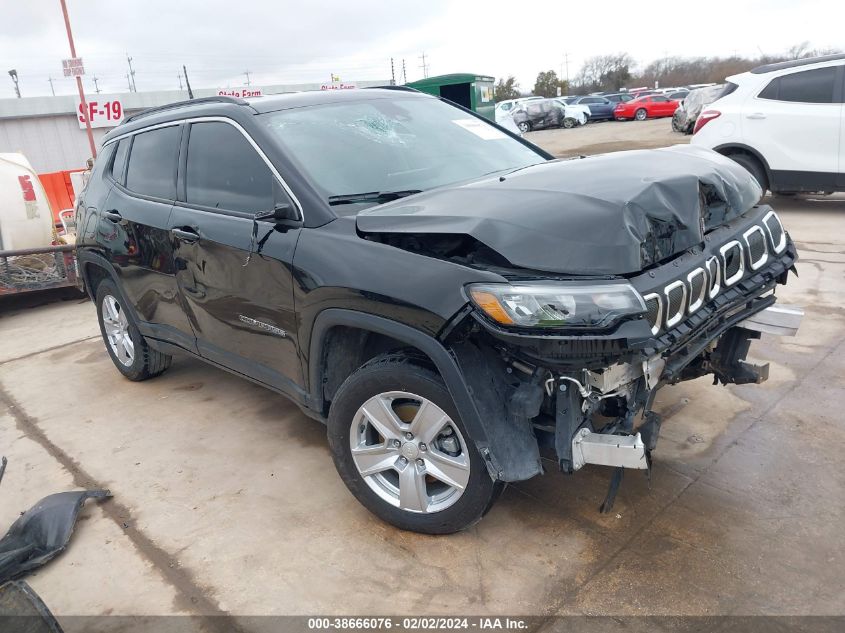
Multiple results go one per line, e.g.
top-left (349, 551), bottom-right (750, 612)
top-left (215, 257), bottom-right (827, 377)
top-left (1, 122), bottom-right (843, 628)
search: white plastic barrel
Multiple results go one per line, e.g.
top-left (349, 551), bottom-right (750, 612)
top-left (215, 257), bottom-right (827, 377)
top-left (0, 153), bottom-right (55, 251)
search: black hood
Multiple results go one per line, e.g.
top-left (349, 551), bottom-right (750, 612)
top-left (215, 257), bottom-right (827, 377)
top-left (356, 145), bottom-right (762, 275)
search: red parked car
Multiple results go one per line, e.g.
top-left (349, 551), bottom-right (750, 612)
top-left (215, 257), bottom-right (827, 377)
top-left (614, 95), bottom-right (680, 121)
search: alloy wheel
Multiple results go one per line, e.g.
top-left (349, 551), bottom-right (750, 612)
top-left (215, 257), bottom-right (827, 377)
top-left (102, 294), bottom-right (134, 367)
top-left (349, 391), bottom-right (470, 514)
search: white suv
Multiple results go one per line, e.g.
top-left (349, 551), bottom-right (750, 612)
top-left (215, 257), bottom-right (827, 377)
top-left (691, 54), bottom-right (844, 194)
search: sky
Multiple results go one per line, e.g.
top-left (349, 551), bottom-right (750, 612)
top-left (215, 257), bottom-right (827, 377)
top-left (0, 0), bottom-right (842, 99)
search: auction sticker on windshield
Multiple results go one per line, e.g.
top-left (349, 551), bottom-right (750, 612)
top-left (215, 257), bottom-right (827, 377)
top-left (452, 118), bottom-right (507, 140)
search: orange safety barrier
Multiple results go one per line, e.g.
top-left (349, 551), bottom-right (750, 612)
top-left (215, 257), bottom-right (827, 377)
top-left (38, 170), bottom-right (84, 223)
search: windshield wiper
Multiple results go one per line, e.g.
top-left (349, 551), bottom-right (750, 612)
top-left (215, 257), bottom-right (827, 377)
top-left (327, 190), bottom-right (422, 206)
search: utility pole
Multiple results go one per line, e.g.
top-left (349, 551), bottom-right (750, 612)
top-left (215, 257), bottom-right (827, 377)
top-left (390, 58), bottom-right (395, 85)
top-left (92, 76), bottom-right (100, 93)
top-left (183, 65), bottom-right (194, 99)
top-left (419, 52), bottom-right (429, 79)
top-left (59, 0), bottom-right (96, 158)
top-left (177, 72), bottom-right (183, 90)
top-left (48, 76), bottom-right (56, 96)
top-left (402, 59), bottom-right (407, 84)
top-left (125, 73), bottom-right (132, 91)
top-left (7, 69), bottom-right (20, 98)
top-left (562, 52), bottom-right (570, 86)
top-left (126, 53), bottom-right (137, 91)
top-left (244, 70), bottom-right (251, 86)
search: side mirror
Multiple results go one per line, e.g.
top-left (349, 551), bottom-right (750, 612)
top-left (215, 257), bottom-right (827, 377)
top-left (254, 202), bottom-right (299, 224)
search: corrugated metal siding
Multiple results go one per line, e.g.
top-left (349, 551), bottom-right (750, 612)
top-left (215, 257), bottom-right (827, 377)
top-left (0, 115), bottom-right (107, 172)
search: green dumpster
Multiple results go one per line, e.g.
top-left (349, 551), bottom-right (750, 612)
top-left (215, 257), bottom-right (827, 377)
top-left (406, 73), bottom-right (495, 121)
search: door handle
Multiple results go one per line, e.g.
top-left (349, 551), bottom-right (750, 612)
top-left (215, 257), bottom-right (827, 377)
top-left (103, 210), bottom-right (122, 222)
top-left (171, 227), bottom-right (200, 243)
top-left (746, 112), bottom-right (767, 120)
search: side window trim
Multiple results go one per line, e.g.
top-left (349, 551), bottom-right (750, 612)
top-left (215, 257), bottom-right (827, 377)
top-left (184, 116), bottom-right (303, 221)
top-left (103, 117), bottom-right (304, 221)
top-left (755, 65), bottom-right (840, 104)
top-left (119, 122), bottom-right (184, 204)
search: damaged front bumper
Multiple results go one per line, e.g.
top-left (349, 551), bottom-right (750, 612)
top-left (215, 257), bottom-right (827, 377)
top-left (442, 205), bottom-right (801, 499)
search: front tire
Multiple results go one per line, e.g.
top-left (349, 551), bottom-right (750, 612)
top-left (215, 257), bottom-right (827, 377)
top-left (327, 353), bottom-right (502, 534)
top-left (95, 279), bottom-right (172, 381)
top-left (562, 117), bottom-right (576, 129)
top-left (634, 108), bottom-right (647, 121)
top-left (517, 121), bottom-right (531, 133)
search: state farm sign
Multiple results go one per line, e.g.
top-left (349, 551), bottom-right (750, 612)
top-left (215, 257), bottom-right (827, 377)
top-left (216, 87), bottom-right (263, 98)
top-left (76, 97), bottom-right (124, 129)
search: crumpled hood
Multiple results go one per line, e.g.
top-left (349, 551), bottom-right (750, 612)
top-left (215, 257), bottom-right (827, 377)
top-left (356, 145), bottom-right (762, 275)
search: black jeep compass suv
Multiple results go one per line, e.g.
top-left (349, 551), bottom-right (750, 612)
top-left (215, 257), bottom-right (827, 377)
top-left (76, 88), bottom-right (800, 534)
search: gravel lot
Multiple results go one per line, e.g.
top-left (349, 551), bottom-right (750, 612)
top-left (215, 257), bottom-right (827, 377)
top-left (1, 121), bottom-right (843, 629)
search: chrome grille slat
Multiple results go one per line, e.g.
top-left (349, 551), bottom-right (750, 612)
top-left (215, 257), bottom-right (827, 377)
top-left (763, 210), bottom-right (786, 254)
top-left (705, 256), bottom-right (721, 299)
top-left (664, 280), bottom-right (687, 328)
top-left (720, 240), bottom-right (745, 286)
top-left (687, 267), bottom-right (707, 314)
top-left (743, 225), bottom-right (768, 271)
top-left (643, 293), bottom-right (662, 335)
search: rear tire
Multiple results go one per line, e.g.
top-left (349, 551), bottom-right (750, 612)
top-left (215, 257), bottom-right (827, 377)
top-left (562, 117), bottom-right (576, 129)
top-left (327, 353), bottom-right (502, 534)
top-left (517, 121), bottom-right (531, 133)
top-left (95, 279), bottom-right (172, 381)
top-left (727, 152), bottom-right (769, 194)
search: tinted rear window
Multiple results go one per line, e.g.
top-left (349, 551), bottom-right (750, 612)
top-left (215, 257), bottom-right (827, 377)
top-left (758, 67), bottom-right (837, 103)
top-left (125, 125), bottom-right (181, 199)
top-left (185, 121), bottom-right (275, 214)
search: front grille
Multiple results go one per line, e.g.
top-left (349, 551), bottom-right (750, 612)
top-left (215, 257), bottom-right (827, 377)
top-left (642, 216), bottom-right (785, 333)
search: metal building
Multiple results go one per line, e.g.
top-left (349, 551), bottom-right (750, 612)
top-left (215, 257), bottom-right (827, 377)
top-left (0, 81), bottom-right (389, 173)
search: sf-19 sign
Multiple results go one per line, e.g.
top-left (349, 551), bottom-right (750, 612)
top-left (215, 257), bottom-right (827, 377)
top-left (76, 98), bottom-right (125, 129)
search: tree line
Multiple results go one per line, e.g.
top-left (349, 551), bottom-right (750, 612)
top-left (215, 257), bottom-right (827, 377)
top-left (493, 42), bottom-right (841, 100)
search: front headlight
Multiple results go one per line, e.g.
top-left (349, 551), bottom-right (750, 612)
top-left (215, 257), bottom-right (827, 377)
top-left (468, 282), bottom-right (646, 328)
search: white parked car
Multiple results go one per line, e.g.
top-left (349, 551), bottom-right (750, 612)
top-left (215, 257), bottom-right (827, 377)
top-left (691, 54), bottom-right (845, 194)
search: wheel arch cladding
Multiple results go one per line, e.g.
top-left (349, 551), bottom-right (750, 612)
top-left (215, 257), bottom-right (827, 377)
top-left (309, 309), bottom-right (542, 482)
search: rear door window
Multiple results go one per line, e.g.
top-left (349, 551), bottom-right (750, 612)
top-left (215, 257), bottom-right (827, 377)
top-left (110, 138), bottom-right (130, 184)
top-left (124, 125), bottom-right (181, 199)
top-left (185, 121), bottom-right (275, 214)
top-left (758, 67), bottom-right (837, 103)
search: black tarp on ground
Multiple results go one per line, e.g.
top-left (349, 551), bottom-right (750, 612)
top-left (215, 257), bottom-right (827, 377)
top-left (0, 459), bottom-right (109, 584)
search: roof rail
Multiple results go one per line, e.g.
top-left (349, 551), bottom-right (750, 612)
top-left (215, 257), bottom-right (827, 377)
top-left (750, 53), bottom-right (845, 74)
top-left (122, 96), bottom-right (250, 124)
top-left (365, 85), bottom-right (421, 93)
